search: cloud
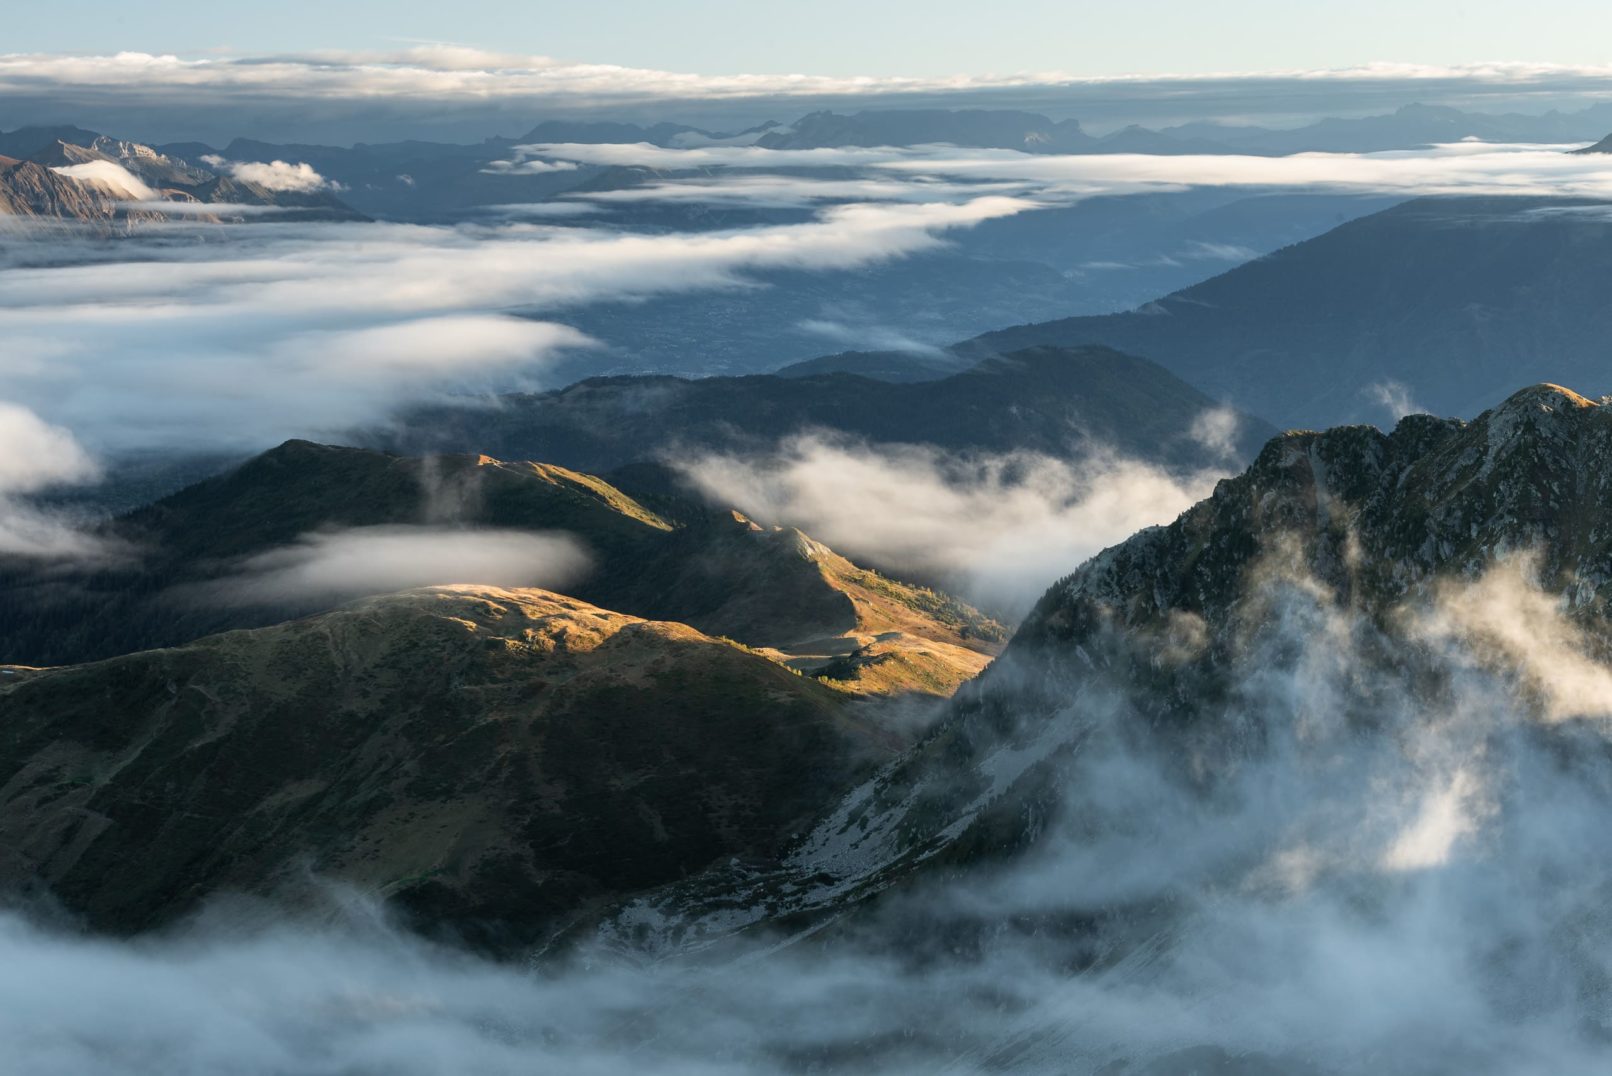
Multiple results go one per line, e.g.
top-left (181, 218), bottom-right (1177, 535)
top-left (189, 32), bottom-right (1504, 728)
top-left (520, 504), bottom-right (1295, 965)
top-left (564, 172), bottom-right (1030, 208)
top-left (794, 318), bottom-right (947, 354)
top-left (0, 403), bottom-right (99, 495)
top-left (1186, 406), bottom-right (1248, 462)
top-left (47, 160), bottom-right (157, 200)
top-left (0, 196), bottom-right (1026, 459)
top-left (871, 140), bottom-right (1612, 201)
top-left (1368, 379), bottom-right (1429, 423)
top-left (1412, 552), bottom-right (1612, 721)
top-left (0, 403), bottom-right (106, 559)
top-left (479, 158), bottom-right (580, 176)
top-left (677, 434), bottom-right (1223, 609)
top-left (9, 548), bottom-right (1612, 1072)
top-left (200, 156), bottom-right (337, 192)
top-left (199, 526), bottom-right (592, 606)
top-left (8, 51), bottom-right (1612, 106)
top-left (530, 138), bottom-right (1612, 203)
top-left (277, 316), bottom-right (595, 380)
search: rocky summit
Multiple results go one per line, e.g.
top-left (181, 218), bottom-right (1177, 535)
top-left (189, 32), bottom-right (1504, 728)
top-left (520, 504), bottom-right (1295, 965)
top-left (598, 383), bottom-right (1612, 956)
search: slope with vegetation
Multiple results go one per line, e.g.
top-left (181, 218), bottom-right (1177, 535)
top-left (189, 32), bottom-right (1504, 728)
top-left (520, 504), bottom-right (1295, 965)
top-left (0, 440), bottom-right (1003, 699)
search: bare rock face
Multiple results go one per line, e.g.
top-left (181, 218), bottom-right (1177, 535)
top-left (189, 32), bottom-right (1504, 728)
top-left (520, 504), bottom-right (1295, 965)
top-left (0, 133), bottom-right (366, 225)
top-left (0, 586), bottom-right (894, 951)
top-left (0, 157), bottom-right (162, 224)
top-left (601, 383), bottom-right (1612, 954)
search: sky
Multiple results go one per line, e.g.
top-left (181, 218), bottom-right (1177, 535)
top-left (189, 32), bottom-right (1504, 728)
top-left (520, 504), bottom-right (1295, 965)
top-left (11, 0), bottom-right (1612, 78)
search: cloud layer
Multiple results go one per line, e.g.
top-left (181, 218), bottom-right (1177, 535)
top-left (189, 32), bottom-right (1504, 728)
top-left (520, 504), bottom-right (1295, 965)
top-left (200, 155), bottom-right (337, 192)
top-left (9, 50), bottom-right (1612, 105)
top-left (679, 435), bottom-right (1224, 609)
top-left (526, 138), bottom-right (1612, 203)
top-left (0, 197), bottom-right (1024, 457)
top-left (7, 554), bottom-right (1612, 1073)
top-left (201, 525), bottom-right (592, 606)
top-left (0, 403), bottom-right (105, 558)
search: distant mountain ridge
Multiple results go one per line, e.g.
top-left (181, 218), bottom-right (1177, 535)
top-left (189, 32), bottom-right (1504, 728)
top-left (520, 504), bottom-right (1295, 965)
top-left (384, 345), bottom-right (1276, 473)
top-left (0, 126), bottom-right (366, 223)
top-left (905, 196), bottom-right (1612, 428)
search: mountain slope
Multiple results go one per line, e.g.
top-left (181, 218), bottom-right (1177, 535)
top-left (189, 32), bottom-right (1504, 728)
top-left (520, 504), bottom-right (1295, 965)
top-left (0, 586), bottom-right (893, 951)
top-left (0, 157), bottom-right (146, 223)
top-left (956, 196), bottom-right (1612, 427)
top-left (0, 441), bottom-right (1002, 697)
top-left (389, 345), bottom-right (1276, 472)
top-left (602, 382), bottom-right (1612, 958)
top-left (0, 130), bottom-right (365, 224)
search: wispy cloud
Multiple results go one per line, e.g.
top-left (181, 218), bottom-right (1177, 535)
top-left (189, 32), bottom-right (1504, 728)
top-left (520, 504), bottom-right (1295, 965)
top-left (8, 51), bottom-right (1612, 104)
top-left (0, 402), bottom-right (107, 558)
top-left (522, 139), bottom-right (1612, 202)
top-left (193, 526), bottom-right (592, 606)
top-left (0, 197), bottom-right (1027, 457)
top-left (677, 434), bottom-right (1224, 609)
top-left (200, 154), bottom-right (338, 191)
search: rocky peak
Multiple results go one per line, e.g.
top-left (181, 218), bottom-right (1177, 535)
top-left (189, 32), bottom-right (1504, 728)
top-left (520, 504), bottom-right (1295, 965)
top-left (602, 382), bottom-right (1612, 951)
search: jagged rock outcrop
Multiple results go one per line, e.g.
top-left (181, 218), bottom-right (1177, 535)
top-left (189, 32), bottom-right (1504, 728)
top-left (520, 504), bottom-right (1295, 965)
top-left (600, 383), bottom-right (1612, 953)
top-left (0, 156), bottom-right (165, 224)
top-left (0, 128), bottom-right (365, 224)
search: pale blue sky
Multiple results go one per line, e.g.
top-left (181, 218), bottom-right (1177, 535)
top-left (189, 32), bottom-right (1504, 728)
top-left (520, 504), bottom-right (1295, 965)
top-left (12, 0), bottom-right (1612, 77)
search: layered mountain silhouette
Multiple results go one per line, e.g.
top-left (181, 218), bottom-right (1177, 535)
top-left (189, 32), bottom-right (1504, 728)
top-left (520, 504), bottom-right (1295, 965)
top-left (904, 197), bottom-right (1612, 427)
top-left (387, 345), bottom-right (1275, 472)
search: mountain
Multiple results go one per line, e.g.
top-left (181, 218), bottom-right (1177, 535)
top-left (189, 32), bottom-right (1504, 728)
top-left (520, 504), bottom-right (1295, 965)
top-left (31, 135), bottom-right (212, 188)
top-left (1166, 100), bottom-right (1612, 154)
top-left (0, 440), bottom-right (1002, 698)
top-left (0, 156), bottom-right (164, 224)
top-left (0, 585), bottom-right (895, 951)
top-left (0, 125), bottom-right (102, 159)
top-left (600, 383), bottom-right (1612, 972)
top-left (948, 196), bottom-right (1612, 428)
top-left (758, 109), bottom-right (1095, 152)
top-left (209, 135), bottom-right (579, 220)
top-left (1574, 131), bottom-right (1612, 154)
top-left (387, 345), bottom-right (1276, 473)
top-left (752, 102), bottom-right (1612, 157)
top-left (0, 128), bottom-right (366, 223)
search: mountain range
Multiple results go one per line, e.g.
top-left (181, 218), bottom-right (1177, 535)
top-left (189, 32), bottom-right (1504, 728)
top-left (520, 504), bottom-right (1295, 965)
top-left (7, 381), bottom-right (1612, 992)
top-left (804, 196), bottom-right (1612, 428)
top-left (0, 127), bottom-right (365, 224)
top-left (0, 439), bottom-right (1003, 700)
top-left (384, 345), bottom-right (1275, 472)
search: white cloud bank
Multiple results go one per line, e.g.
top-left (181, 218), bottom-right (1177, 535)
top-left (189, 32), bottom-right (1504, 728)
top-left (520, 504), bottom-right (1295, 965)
top-left (679, 434), bottom-right (1224, 609)
top-left (0, 403), bottom-right (105, 558)
top-left (47, 160), bottom-right (157, 200)
top-left (0, 195), bottom-right (1025, 458)
top-left (203, 525), bottom-right (592, 606)
top-left (521, 139), bottom-right (1612, 203)
top-left (6, 50), bottom-right (1612, 105)
top-left (200, 155), bottom-right (338, 192)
